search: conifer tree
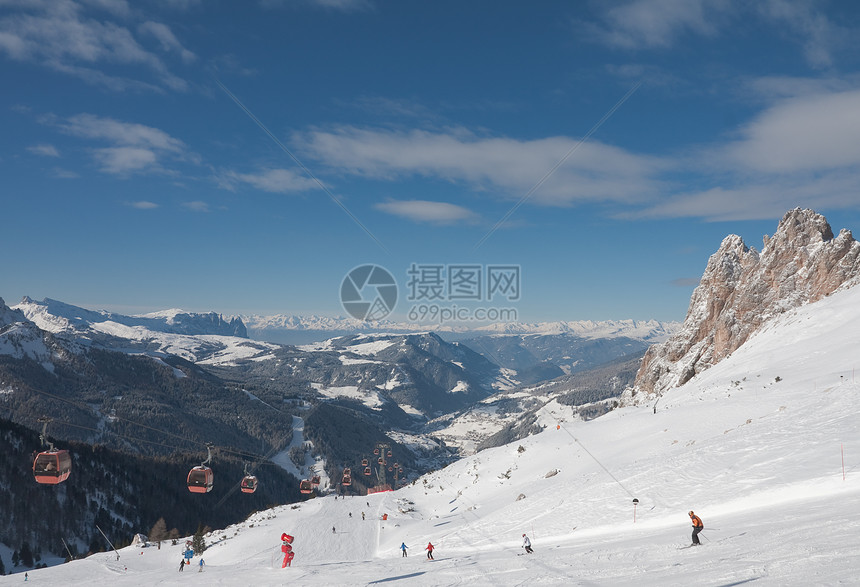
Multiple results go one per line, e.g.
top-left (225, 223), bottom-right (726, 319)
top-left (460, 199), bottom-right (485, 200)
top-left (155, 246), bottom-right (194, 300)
top-left (149, 517), bottom-right (168, 542)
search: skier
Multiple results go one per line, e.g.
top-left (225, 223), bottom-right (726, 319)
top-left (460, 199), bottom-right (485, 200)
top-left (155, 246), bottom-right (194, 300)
top-left (522, 533), bottom-right (534, 554)
top-left (349, 512), bottom-right (353, 518)
top-left (689, 511), bottom-right (704, 546)
top-left (425, 542), bottom-right (434, 560)
top-left (362, 512), bottom-right (365, 521)
top-left (400, 542), bottom-right (409, 557)
top-left (332, 526), bottom-right (336, 534)
top-left (179, 559), bottom-right (185, 572)
top-left (198, 558), bottom-right (205, 572)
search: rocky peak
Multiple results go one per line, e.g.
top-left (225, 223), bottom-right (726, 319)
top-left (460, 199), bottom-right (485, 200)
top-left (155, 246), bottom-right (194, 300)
top-left (626, 208), bottom-right (860, 403)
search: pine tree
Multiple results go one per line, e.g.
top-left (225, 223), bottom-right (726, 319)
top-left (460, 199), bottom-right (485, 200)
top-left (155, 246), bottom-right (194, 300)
top-left (11, 550), bottom-right (19, 567)
top-left (0, 553), bottom-right (6, 575)
top-left (192, 524), bottom-right (208, 555)
top-left (20, 541), bottom-right (34, 567)
top-left (149, 517), bottom-right (168, 542)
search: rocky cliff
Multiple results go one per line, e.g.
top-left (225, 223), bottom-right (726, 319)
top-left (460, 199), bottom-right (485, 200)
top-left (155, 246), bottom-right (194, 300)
top-left (627, 208), bottom-right (860, 403)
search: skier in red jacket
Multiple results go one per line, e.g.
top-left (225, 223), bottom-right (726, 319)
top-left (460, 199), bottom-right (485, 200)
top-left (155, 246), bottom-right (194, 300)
top-left (425, 542), bottom-right (434, 560)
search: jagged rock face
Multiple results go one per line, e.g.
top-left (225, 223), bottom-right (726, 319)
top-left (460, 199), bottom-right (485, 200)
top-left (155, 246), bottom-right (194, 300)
top-left (628, 208), bottom-right (860, 402)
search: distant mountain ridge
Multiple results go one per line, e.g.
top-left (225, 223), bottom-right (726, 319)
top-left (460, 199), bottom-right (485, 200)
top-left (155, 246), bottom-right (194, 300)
top-left (628, 208), bottom-right (860, 402)
top-left (243, 313), bottom-right (679, 342)
top-left (16, 297), bottom-right (248, 337)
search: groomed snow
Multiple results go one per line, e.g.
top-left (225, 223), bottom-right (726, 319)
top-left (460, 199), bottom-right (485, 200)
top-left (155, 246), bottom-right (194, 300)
top-left (12, 283), bottom-right (860, 585)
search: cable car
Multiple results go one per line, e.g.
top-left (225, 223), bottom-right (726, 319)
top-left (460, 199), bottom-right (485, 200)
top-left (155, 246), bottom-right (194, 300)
top-left (341, 468), bottom-right (352, 486)
top-left (33, 450), bottom-right (72, 485)
top-left (373, 448), bottom-right (379, 455)
top-left (187, 466), bottom-right (214, 493)
top-left (33, 418), bottom-right (72, 485)
top-left (364, 467), bottom-right (371, 476)
top-left (240, 475), bottom-right (258, 494)
top-left (388, 466), bottom-right (393, 472)
top-left (311, 475), bottom-right (321, 486)
top-left (387, 450), bottom-right (392, 458)
top-left (361, 458), bottom-right (369, 467)
top-left (378, 457), bottom-right (384, 465)
top-left (187, 445), bottom-right (214, 493)
top-left (299, 479), bottom-right (313, 494)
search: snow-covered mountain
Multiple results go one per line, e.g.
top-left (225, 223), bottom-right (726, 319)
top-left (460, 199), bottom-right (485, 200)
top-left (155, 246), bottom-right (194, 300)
top-left (631, 208), bottom-right (860, 401)
top-left (15, 274), bottom-right (860, 585)
top-left (12, 297), bottom-right (275, 365)
top-left (243, 313), bottom-right (679, 344)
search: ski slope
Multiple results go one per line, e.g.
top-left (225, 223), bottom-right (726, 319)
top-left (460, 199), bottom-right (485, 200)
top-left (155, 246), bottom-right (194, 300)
top-left (7, 284), bottom-right (860, 585)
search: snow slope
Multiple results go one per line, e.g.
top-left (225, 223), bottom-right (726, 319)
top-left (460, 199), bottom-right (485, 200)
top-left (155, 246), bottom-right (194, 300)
top-left (8, 284), bottom-right (860, 585)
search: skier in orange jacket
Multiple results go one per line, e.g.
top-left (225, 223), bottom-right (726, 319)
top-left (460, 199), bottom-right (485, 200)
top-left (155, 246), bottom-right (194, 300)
top-left (689, 511), bottom-right (704, 546)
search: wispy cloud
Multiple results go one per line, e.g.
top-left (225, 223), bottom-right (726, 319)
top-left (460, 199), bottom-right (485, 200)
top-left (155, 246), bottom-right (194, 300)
top-left (296, 126), bottom-right (668, 206)
top-left (583, 0), bottom-right (848, 69)
top-left (128, 200), bottom-right (158, 209)
top-left (261, 0), bottom-right (373, 12)
top-left (54, 113), bottom-right (192, 175)
top-left (0, 0), bottom-right (191, 91)
top-left (375, 199), bottom-right (479, 225)
top-left (582, 0), bottom-right (726, 49)
top-left (218, 167), bottom-right (318, 194)
top-left (27, 144), bottom-right (60, 157)
top-left (182, 200), bottom-right (209, 212)
top-left (671, 277), bottom-right (701, 287)
top-left (138, 21), bottom-right (196, 64)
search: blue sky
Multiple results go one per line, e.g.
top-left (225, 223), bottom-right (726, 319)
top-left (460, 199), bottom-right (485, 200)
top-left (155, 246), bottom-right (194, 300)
top-left (2, 0), bottom-right (860, 323)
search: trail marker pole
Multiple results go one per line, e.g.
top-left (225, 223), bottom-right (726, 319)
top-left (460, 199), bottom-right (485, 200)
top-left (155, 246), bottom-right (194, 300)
top-left (632, 498), bottom-right (639, 523)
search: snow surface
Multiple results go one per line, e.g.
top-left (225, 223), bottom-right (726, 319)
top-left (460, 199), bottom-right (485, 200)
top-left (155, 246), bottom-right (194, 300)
top-left (9, 284), bottom-right (860, 585)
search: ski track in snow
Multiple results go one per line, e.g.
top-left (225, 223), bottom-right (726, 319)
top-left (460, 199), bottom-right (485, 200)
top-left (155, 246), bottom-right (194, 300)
top-left (9, 284), bottom-right (860, 585)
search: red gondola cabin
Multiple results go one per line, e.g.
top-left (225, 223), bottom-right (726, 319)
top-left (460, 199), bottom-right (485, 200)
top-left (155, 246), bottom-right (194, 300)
top-left (187, 465), bottom-right (214, 493)
top-left (33, 450), bottom-right (72, 485)
top-left (299, 479), bottom-right (313, 494)
top-left (240, 475), bottom-right (258, 494)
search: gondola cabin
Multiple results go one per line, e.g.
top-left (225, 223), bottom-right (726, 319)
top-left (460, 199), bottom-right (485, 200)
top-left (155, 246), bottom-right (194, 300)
top-left (364, 467), bottom-right (371, 476)
top-left (361, 458), bottom-right (369, 467)
top-left (378, 457), bottom-right (384, 465)
top-left (240, 475), bottom-right (258, 494)
top-left (299, 479), bottom-right (313, 494)
top-left (342, 468), bottom-right (352, 486)
top-left (187, 466), bottom-right (214, 493)
top-left (311, 475), bottom-right (321, 486)
top-left (373, 448), bottom-right (379, 455)
top-left (33, 450), bottom-right (72, 485)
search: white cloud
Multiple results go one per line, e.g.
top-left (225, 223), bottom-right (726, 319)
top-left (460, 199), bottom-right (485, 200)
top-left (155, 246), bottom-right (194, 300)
top-left (296, 126), bottom-right (667, 206)
top-left (584, 0), bottom-right (726, 49)
top-left (59, 113), bottom-right (186, 152)
top-left (758, 0), bottom-right (841, 69)
top-left (724, 89), bottom-right (860, 173)
top-left (585, 0), bottom-right (847, 69)
top-left (0, 0), bottom-right (190, 91)
top-left (182, 200), bottom-right (209, 212)
top-left (55, 113), bottom-right (190, 175)
top-left (138, 21), bottom-right (196, 64)
top-left (219, 168), bottom-right (318, 194)
top-left (129, 200), bottom-right (159, 209)
top-left (375, 199), bottom-right (478, 225)
top-left (261, 0), bottom-right (373, 11)
top-left (93, 146), bottom-right (158, 173)
top-left (27, 144), bottom-right (60, 157)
